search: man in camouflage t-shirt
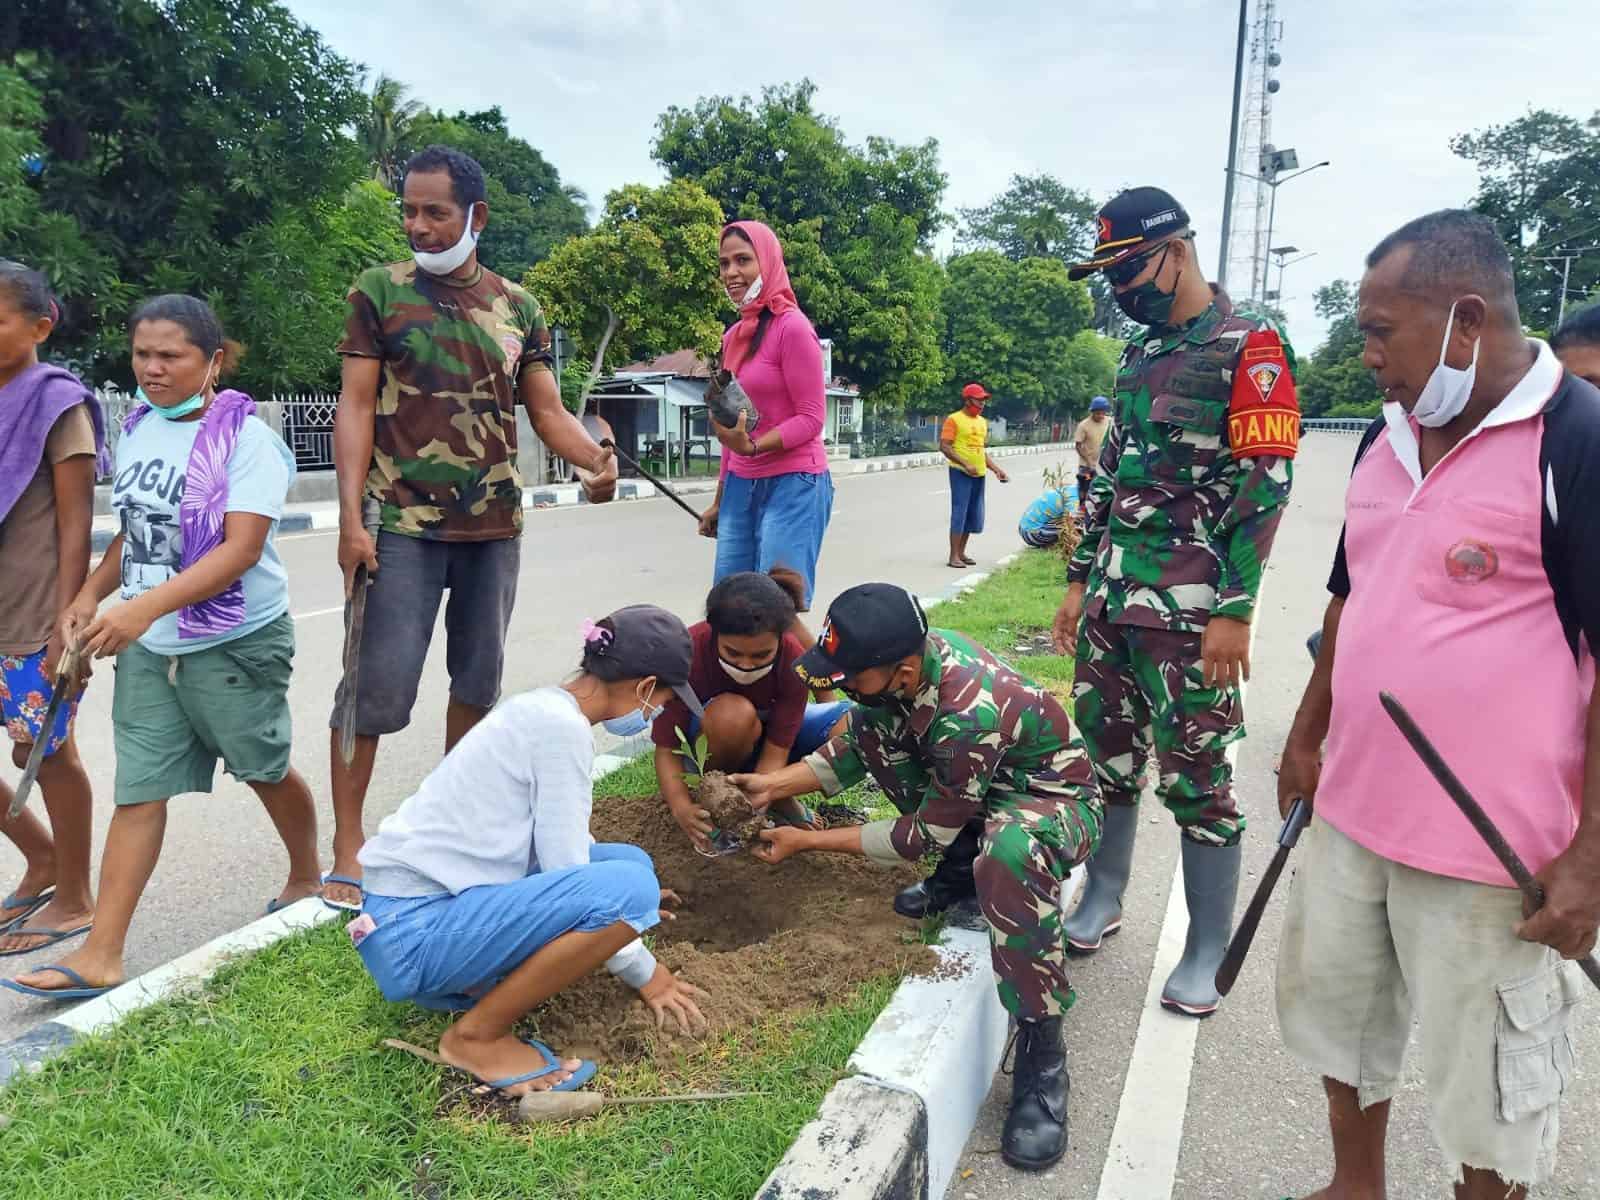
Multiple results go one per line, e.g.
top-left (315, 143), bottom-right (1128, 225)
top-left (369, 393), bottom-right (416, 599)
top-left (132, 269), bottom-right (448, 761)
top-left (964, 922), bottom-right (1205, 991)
top-left (323, 145), bottom-right (617, 909)
top-left (735, 584), bottom-right (1102, 1171)
top-left (1055, 187), bottom-right (1299, 1018)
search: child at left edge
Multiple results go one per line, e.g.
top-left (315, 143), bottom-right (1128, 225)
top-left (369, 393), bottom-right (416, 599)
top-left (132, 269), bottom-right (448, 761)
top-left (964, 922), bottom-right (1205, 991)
top-left (0, 261), bottom-right (104, 958)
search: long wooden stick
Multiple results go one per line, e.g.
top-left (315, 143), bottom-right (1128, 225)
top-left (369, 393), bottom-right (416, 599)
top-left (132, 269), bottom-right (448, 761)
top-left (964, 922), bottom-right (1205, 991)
top-left (1380, 692), bottom-right (1600, 991)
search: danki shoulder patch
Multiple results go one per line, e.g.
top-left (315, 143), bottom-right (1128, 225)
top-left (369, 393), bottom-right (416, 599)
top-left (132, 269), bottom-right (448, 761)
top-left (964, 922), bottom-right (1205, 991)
top-left (1228, 328), bottom-right (1300, 458)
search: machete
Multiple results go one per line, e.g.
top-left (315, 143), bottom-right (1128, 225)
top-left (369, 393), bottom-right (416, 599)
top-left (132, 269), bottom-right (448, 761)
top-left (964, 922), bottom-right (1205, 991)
top-left (1214, 795), bottom-right (1310, 996)
top-left (8, 642), bottom-right (82, 821)
top-left (1380, 690), bottom-right (1600, 991)
top-left (600, 438), bottom-right (703, 523)
top-left (336, 499), bottom-right (381, 767)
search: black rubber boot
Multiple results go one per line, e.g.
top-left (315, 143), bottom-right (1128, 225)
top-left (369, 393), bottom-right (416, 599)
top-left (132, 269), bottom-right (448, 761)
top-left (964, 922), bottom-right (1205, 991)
top-left (1159, 838), bottom-right (1242, 1017)
top-left (1063, 803), bottom-right (1139, 953)
top-left (893, 819), bottom-right (981, 918)
top-left (1001, 1016), bottom-right (1069, 1170)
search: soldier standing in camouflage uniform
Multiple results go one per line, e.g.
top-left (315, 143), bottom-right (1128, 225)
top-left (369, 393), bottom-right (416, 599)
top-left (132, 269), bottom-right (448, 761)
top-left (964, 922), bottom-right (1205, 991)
top-left (1052, 188), bottom-right (1299, 1017)
top-left (323, 145), bottom-right (618, 910)
top-left (736, 583), bottom-right (1102, 1170)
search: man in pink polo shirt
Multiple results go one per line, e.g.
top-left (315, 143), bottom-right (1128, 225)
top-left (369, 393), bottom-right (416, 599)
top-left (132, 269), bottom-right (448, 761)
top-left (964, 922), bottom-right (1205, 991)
top-left (1275, 210), bottom-right (1600, 1199)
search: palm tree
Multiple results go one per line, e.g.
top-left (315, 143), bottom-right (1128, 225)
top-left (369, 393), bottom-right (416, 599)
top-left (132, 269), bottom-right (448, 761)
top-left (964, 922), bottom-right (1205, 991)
top-left (356, 74), bottom-right (424, 191)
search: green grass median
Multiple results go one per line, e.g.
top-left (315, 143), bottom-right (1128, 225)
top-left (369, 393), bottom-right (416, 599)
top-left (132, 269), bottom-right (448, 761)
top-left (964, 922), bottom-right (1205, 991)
top-left (0, 551), bottom-right (1071, 1199)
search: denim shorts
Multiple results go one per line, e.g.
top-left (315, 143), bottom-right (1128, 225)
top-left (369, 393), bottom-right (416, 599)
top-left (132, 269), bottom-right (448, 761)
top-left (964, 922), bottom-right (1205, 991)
top-left (713, 470), bottom-right (834, 609)
top-left (329, 531), bottom-right (520, 736)
top-left (950, 468), bottom-right (986, 534)
top-left (357, 844), bottom-right (661, 1011)
top-left (683, 698), bottom-right (852, 772)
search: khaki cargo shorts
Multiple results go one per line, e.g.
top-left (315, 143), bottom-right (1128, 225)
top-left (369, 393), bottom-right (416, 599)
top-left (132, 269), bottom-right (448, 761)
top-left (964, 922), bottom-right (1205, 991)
top-left (1275, 818), bottom-right (1584, 1189)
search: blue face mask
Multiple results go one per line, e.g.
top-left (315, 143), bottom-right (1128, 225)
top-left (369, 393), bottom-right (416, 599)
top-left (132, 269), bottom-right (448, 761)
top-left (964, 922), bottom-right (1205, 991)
top-left (602, 708), bottom-right (652, 737)
top-left (137, 364), bottom-right (214, 421)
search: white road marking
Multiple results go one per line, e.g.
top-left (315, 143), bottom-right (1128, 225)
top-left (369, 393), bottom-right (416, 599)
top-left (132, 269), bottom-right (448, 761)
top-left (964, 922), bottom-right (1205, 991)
top-left (291, 605), bottom-right (344, 620)
top-left (1094, 602), bottom-right (1264, 1200)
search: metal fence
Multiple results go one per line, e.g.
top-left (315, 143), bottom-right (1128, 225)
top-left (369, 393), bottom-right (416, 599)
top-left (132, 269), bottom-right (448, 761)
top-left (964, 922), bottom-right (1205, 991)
top-left (1302, 417), bottom-right (1374, 434)
top-left (277, 392), bottom-right (338, 471)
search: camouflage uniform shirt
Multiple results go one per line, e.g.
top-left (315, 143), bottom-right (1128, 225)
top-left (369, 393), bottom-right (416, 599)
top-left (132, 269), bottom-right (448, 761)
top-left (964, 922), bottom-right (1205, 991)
top-left (1066, 288), bottom-right (1298, 631)
top-left (805, 630), bottom-right (1101, 865)
top-left (338, 261), bottom-right (554, 541)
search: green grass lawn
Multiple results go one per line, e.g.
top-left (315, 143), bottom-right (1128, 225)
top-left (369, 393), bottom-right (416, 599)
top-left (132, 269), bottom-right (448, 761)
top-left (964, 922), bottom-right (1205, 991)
top-left (0, 923), bottom-right (899, 1200)
top-left (933, 548), bottom-right (1075, 691)
top-left (0, 558), bottom-right (1063, 1197)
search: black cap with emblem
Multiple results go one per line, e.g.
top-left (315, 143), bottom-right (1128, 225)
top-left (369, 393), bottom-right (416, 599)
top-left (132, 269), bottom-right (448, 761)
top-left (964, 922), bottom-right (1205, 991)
top-left (795, 583), bottom-right (929, 688)
top-left (1068, 187), bottom-right (1191, 281)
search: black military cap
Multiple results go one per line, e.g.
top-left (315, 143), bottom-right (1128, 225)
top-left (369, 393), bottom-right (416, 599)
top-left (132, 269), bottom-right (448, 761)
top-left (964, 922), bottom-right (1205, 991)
top-left (796, 584), bottom-right (929, 687)
top-left (1068, 187), bottom-right (1191, 280)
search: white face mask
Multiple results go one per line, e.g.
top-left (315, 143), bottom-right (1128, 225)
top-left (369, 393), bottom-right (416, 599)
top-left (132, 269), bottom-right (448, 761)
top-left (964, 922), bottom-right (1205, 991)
top-left (413, 209), bottom-right (480, 276)
top-left (1411, 299), bottom-right (1480, 428)
top-left (727, 274), bottom-right (763, 307)
top-left (719, 657), bottom-right (774, 686)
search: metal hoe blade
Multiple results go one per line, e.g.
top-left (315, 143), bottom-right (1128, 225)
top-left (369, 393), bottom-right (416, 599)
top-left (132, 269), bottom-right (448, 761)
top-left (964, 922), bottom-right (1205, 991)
top-left (337, 563), bottom-right (369, 767)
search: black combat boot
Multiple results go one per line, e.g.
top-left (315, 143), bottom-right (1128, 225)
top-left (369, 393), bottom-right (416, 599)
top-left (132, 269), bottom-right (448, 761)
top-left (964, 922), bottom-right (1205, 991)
top-left (893, 819), bottom-right (981, 918)
top-left (1001, 1016), bottom-right (1069, 1170)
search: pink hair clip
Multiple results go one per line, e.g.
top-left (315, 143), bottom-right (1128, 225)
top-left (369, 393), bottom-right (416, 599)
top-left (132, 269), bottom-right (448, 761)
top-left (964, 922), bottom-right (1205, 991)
top-left (580, 618), bottom-right (613, 652)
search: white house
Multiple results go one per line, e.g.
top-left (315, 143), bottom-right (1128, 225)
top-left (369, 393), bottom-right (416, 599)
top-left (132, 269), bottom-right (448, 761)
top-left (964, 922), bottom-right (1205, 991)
top-left (587, 341), bottom-right (860, 479)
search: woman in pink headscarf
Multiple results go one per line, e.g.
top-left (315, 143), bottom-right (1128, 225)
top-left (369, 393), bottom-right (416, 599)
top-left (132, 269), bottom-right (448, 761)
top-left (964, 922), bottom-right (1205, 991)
top-left (700, 221), bottom-right (833, 610)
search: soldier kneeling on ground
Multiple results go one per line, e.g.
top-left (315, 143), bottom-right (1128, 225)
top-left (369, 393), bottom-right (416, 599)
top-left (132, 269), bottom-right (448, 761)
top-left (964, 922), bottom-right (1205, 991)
top-left (733, 583), bottom-right (1104, 1170)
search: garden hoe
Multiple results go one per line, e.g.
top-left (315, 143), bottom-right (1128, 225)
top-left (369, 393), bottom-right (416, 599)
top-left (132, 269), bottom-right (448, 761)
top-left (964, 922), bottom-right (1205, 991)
top-left (382, 1039), bottom-right (755, 1124)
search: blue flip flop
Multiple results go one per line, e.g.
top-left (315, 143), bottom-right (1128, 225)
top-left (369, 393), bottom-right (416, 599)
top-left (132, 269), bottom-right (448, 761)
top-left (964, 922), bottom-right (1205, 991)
top-left (0, 888), bottom-right (55, 934)
top-left (1, 964), bottom-right (114, 1000)
top-left (0, 922), bottom-right (92, 958)
top-left (480, 1038), bottom-right (597, 1093)
top-left (320, 873), bottom-right (364, 913)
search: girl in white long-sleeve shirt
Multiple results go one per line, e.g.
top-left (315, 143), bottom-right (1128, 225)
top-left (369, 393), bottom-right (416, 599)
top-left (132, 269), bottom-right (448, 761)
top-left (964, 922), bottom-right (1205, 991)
top-left (354, 605), bottom-right (709, 1096)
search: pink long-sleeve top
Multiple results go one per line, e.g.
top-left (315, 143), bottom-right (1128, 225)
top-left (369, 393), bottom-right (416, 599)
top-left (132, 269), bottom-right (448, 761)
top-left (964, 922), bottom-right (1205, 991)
top-left (719, 308), bottom-right (829, 480)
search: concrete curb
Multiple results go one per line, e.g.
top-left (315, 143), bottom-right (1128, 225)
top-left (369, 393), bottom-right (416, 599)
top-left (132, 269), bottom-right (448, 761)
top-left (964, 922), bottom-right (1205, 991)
top-left (98, 443), bottom-right (1076, 537)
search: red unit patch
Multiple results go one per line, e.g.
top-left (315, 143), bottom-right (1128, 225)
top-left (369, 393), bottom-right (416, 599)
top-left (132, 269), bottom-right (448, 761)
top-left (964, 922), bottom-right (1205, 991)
top-left (1228, 329), bottom-right (1300, 458)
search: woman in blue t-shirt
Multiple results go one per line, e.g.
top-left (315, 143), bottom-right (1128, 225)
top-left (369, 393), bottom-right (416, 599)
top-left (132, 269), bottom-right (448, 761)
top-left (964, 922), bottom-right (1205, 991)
top-left (4, 295), bottom-right (320, 1002)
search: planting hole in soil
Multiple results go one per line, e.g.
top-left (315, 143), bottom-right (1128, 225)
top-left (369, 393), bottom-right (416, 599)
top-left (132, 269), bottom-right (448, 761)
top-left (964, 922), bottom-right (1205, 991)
top-left (521, 793), bottom-right (936, 1066)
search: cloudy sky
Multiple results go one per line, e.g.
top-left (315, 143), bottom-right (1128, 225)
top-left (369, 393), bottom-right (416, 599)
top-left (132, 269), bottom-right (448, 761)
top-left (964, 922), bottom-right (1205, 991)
top-left (285, 0), bottom-right (1595, 351)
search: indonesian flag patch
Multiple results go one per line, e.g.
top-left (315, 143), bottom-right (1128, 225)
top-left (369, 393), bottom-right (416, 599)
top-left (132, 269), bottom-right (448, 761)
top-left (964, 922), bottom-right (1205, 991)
top-left (1228, 328), bottom-right (1300, 458)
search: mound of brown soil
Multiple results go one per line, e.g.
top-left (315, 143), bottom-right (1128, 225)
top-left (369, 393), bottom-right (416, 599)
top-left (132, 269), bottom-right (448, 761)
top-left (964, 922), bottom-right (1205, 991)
top-left (525, 793), bottom-right (935, 1065)
top-left (695, 770), bottom-right (764, 844)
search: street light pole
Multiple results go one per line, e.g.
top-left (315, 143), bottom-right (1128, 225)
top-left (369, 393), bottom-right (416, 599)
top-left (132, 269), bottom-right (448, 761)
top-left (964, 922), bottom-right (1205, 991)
top-left (1234, 160), bottom-right (1330, 299)
top-left (1216, 0), bottom-right (1249, 289)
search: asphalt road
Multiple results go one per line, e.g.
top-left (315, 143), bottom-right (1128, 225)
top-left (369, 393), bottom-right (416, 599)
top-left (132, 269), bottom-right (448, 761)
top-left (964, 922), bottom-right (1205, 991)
top-left (0, 448), bottom-right (1061, 1042)
top-left (950, 437), bottom-right (1599, 1199)
top-left (5, 439), bottom-right (1593, 1199)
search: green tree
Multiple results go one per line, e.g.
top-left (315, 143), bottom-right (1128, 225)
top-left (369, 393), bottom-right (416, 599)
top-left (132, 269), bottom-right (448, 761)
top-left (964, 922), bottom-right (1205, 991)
top-left (1297, 280), bottom-right (1381, 419)
top-left (225, 181), bottom-right (408, 392)
top-left (1452, 109), bottom-right (1600, 330)
top-left (957, 173), bottom-right (1097, 264)
top-left (652, 80), bottom-right (948, 403)
top-left (0, 63), bottom-right (124, 374)
top-left (403, 106), bottom-right (588, 281)
top-left (940, 251), bottom-right (1096, 416)
top-left (7, 0), bottom-right (366, 380)
top-left (526, 179), bottom-right (728, 386)
top-left (356, 73), bottom-right (423, 190)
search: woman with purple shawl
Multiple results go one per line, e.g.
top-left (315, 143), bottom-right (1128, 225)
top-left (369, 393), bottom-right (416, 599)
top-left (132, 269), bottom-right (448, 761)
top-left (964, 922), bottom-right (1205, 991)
top-left (0, 263), bottom-right (102, 963)
top-left (5, 295), bottom-right (319, 1002)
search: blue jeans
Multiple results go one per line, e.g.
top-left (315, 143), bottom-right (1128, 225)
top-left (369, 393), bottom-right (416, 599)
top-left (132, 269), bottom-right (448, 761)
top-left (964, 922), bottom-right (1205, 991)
top-left (950, 468), bottom-right (986, 534)
top-left (356, 844), bottom-right (660, 1011)
top-left (684, 699), bottom-right (852, 772)
top-left (714, 470), bottom-right (834, 608)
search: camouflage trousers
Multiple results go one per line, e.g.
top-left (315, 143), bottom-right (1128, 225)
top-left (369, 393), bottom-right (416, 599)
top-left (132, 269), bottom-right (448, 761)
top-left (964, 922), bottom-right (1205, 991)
top-left (973, 789), bottom-right (1101, 1018)
top-left (1072, 615), bottom-right (1245, 846)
